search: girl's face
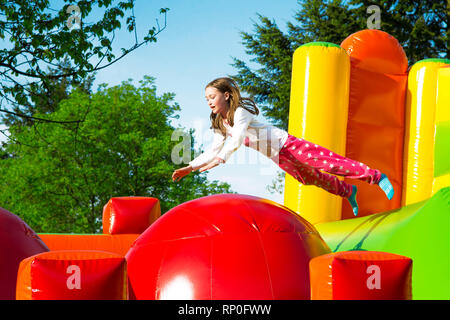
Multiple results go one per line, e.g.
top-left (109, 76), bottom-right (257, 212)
top-left (205, 86), bottom-right (230, 117)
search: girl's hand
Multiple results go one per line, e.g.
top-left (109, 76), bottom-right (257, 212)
top-left (199, 158), bottom-right (223, 173)
top-left (172, 165), bottom-right (193, 182)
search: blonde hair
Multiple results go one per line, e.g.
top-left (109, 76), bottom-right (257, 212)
top-left (206, 77), bottom-right (259, 136)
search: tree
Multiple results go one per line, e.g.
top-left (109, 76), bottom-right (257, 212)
top-left (0, 77), bottom-right (233, 233)
top-left (348, 0), bottom-right (448, 63)
top-left (2, 57), bottom-right (96, 127)
top-left (232, 0), bottom-right (448, 131)
top-left (0, 0), bottom-right (168, 125)
top-left (231, 14), bottom-right (294, 131)
top-left (232, 0), bottom-right (448, 194)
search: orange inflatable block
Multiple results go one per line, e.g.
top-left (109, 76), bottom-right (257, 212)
top-left (310, 251), bottom-right (412, 300)
top-left (340, 30), bottom-right (408, 218)
top-left (16, 250), bottom-right (127, 300)
top-left (38, 233), bottom-right (139, 256)
top-left (103, 197), bottom-right (161, 234)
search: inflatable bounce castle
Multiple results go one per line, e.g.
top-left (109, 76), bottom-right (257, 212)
top-left (0, 29), bottom-right (449, 300)
top-left (284, 29), bottom-right (450, 299)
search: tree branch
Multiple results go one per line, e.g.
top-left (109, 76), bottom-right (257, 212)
top-left (0, 107), bottom-right (82, 124)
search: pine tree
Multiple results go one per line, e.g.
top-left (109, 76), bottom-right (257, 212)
top-left (232, 0), bottom-right (448, 131)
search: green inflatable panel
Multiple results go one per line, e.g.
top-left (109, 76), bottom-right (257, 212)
top-left (315, 187), bottom-right (450, 300)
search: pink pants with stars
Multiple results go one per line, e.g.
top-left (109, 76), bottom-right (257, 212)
top-left (274, 134), bottom-right (382, 198)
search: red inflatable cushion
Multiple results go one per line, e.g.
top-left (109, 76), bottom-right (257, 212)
top-left (310, 251), bottom-right (412, 300)
top-left (16, 250), bottom-right (127, 300)
top-left (102, 197), bottom-right (161, 234)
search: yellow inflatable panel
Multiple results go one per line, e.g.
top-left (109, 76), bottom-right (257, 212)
top-left (284, 43), bottom-right (350, 224)
top-left (436, 66), bottom-right (450, 123)
top-left (433, 66), bottom-right (450, 192)
top-left (433, 174), bottom-right (450, 195)
top-left (402, 60), bottom-right (449, 206)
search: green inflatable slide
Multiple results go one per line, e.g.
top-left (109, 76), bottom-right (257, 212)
top-left (315, 187), bottom-right (450, 299)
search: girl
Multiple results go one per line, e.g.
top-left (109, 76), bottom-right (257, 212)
top-left (171, 77), bottom-right (394, 215)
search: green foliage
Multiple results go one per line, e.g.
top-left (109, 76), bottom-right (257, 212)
top-left (231, 14), bottom-right (294, 130)
top-left (6, 57), bottom-right (96, 127)
top-left (232, 0), bottom-right (448, 131)
top-left (266, 171), bottom-right (285, 195)
top-left (0, 77), bottom-right (233, 233)
top-left (0, 0), bottom-right (168, 124)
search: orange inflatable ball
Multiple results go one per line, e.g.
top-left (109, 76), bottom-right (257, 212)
top-left (0, 207), bottom-right (49, 300)
top-left (16, 250), bottom-right (127, 300)
top-left (126, 194), bottom-right (331, 300)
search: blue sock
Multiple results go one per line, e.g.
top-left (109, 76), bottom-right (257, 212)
top-left (347, 185), bottom-right (358, 216)
top-left (378, 173), bottom-right (394, 200)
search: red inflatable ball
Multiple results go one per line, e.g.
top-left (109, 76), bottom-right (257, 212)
top-left (0, 207), bottom-right (49, 300)
top-left (126, 194), bottom-right (331, 300)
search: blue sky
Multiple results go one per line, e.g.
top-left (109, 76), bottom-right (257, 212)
top-left (89, 0), bottom-right (300, 204)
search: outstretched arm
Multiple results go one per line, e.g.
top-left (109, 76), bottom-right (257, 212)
top-left (198, 157), bottom-right (224, 173)
top-left (172, 129), bottom-right (225, 182)
top-left (172, 165), bottom-right (193, 182)
top-left (188, 129), bottom-right (225, 171)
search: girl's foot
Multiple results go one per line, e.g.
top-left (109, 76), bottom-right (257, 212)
top-left (347, 185), bottom-right (358, 216)
top-left (378, 173), bottom-right (394, 200)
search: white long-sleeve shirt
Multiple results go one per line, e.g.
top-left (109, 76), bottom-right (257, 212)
top-left (189, 107), bottom-right (289, 170)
